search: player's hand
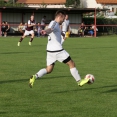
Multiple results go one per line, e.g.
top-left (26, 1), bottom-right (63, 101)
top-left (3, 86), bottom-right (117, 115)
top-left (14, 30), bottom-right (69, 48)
top-left (41, 30), bottom-right (46, 35)
top-left (31, 23), bottom-right (35, 26)
top-left (33, 23), bottom-right (36, 26)
top-left (63, 37), bottom-right (67, 40)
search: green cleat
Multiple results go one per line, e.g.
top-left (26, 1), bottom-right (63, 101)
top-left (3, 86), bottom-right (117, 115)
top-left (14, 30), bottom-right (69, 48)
top-left (29, 42), bottom-right (31, 46)
top-left (29, 75), bottom-right (36, 88)
top-left (78, 78), bottom-right (89, 87)
top-left (17, 42), bottom-right (20, 46)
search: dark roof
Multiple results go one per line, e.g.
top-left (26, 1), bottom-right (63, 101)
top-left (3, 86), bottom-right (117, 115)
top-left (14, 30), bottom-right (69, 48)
top-left (0, 7), bottom-right (108, 14)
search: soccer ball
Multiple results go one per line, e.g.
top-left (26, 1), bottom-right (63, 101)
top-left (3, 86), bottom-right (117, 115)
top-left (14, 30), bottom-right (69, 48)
top-left (85, 74), bottom-right (95, 84)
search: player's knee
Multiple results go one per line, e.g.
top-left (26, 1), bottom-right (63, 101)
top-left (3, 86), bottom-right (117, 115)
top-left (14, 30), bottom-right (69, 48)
top-left (46, 67), bottom-right (53, 74)
top-left (70, 61), bottom-right (75, 67)
top-left (67, 60), bottom-right (75, 68)
top-left (46, 69), bottom-right (53, 74)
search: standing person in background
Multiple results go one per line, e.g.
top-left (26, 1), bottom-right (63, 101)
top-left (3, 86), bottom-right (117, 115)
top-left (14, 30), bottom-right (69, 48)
top-left (29, 10), bottom-right (89, 88)
top-left (41, 15), bottom-right (46, 30)
top-left (4, 21), bottom-right (10, 37)
top-left (17, 15), bottom-right (36, 46)
top-left (1, 21), bottom-right (6, 37)
top-left (79, 22), bottom-right (85, 37)
top-left (61, 14), bottom-right (70, 44)
top-left (91, 24), bottom-right (98, 33)
top-left (34, 22), bottom-right (42, 37)
top-left (37, 22), bottom-right (42, 37)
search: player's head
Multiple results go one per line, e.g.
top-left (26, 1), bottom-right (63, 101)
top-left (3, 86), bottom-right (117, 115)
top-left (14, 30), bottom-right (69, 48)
top-left (43, 16), bottom-right (46, 18)
top-left (2, 21), bottom-right (5, 24)
top-left (30, 15), bottom-right (34, 21)
top-left (65, 14), bottom-right (68, 20)
top-left (55, 10), bottom-right (66, 24)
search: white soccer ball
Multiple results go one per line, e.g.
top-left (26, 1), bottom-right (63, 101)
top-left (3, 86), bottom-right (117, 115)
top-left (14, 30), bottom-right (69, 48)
top-left (85, 74), bottom-right (95, 84)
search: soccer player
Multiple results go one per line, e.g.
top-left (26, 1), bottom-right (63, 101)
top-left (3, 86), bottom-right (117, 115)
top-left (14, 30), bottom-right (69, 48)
top-left (61, 14), bottom-right (70, 44)
top-left (17, 15), bottom-right (36, 46)
top-left (41, 15), bottom-right (46, 30)
top-left (29, 10), bottom-right (89, 88)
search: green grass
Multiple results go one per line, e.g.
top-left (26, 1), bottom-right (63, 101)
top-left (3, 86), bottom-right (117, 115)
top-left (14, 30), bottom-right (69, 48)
top-left (0, 35), bottom-right (117, 117)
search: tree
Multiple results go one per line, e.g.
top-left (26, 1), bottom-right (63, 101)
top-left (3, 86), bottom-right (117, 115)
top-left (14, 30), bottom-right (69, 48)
top-left (65, 0), bottom-right (80, 8)
top-left (0, 0), bottom-right (24, 7)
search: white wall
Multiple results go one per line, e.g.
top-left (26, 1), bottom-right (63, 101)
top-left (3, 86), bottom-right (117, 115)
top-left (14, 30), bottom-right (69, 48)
top-left (81, 0), bottom-right (102, 8)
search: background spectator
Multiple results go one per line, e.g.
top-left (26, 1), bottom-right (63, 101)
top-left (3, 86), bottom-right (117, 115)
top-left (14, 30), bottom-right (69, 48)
top-left (37, 22), bottom-right (42, 37)
top-left (41, 15), bottom-right (46, 30)
top-left (18, 22), bottom-right (24, 34)
top-left (1, 21), bottom-right (6, 37)
top-left (78, 27), bottom-right (83, 37)
top-left (84, 27), bottom-right (89, 36)
top-left (4, 21), bottom-right (10, 37)
top-left (88, 24), bottom-right (98, 37)
top-left (79, 22), bottom-right (86, 37)
top-left (22, 22), bottom-right (27, 33)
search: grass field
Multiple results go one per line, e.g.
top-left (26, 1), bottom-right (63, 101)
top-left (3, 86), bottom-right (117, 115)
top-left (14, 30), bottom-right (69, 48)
top-left (0, 35), bottom-right (117, 117)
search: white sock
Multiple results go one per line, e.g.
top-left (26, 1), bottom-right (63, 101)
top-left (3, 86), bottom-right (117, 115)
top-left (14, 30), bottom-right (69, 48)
top-left (70, 67), bottom-right (81, 82)
top-left (35, 68), bottom-right (47, 79)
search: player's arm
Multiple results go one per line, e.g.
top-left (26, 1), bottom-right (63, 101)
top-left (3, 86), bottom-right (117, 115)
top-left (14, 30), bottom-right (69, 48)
top-left (41, 21), bottom-right (57, 35)
top-left (28, 23), bottom-right (35, 27)
top-left (41, 28), bottom-right (53, 35)
top-left (27, 20), bottom-right (35, 27)
top-left (61, 32), bottom-right (65, 37)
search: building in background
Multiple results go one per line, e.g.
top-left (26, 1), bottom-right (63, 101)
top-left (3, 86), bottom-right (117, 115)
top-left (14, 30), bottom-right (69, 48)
top-left (80, 0), bottom-right (102, 8)
top-left (17, 0), bottom-right (66, 8)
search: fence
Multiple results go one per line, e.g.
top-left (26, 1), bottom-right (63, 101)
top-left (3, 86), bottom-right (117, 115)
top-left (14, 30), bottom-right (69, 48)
top-left (1, 23), bottom-right (117, 36)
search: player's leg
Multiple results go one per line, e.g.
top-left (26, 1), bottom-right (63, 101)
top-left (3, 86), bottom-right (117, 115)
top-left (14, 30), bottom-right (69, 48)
top-left (29, 64), bottom-right (54, 88)
top-left (57, 50), bottom-right (81, 82)
top-left (57, 50), bottom-right (89, 86)
top-left (65, 58), bottom-right (81, 82)
top-left (17, 30), bottom-right (27, 46)
top-left (66, 59), bottom-right (89, 86)
top-left (4, 31), bottom-right (7, 37)
top-left (29, 52), bottom-right (56, 88)
top-left (29, 31), bottom-right (34, 45)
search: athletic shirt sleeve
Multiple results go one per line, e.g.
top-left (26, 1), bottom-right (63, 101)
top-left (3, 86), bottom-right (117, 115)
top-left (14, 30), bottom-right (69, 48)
top-left (61, 21), bottom-right (67, 32)
top-left (48, 21), bottom-right (57, 31)
top-left (28, 20), bottom-right (31, 24)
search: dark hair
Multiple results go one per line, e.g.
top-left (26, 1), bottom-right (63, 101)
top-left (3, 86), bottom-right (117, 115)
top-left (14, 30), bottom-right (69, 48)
top-left (55, 10), bottom-right (66, 17)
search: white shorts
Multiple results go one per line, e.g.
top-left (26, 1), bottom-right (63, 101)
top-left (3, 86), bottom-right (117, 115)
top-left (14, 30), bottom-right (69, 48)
top-left (24, 30), bottom-right (34, 36)
top-left (46, 50), bottom-right (70, 66)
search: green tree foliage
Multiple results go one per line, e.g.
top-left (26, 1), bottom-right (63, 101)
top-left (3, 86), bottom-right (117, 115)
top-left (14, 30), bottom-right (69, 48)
top-left (65, 0), bottom-right (80, 8)
top-left (0, 0), bottom-right (24, 7)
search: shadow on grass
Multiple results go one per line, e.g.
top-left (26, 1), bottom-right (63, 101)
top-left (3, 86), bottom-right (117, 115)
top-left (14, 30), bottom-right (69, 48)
top-left (0, 52), bottom-right (27, 54)
top-left (77, 46), bottom-right (117, 50)
top-left (52, 84), bottom-right (117, 94)
top-left (0, 75), bottom-right (70, 84)
top-left (0, 79), bottom-right (28, 84)
top-left (0, 112), bottom-right (7, 114)
top-left (102, 88), bottom-right (117, 93)
top-left (1, 76), bottom-right (116, 93)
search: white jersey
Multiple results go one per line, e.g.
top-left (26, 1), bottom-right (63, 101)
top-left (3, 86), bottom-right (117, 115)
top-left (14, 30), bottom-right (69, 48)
top-left (41, 18), bottom-right (46, 25)
top-left (62, 19), bottom-right (70, 32)
top-left (47, 20), bottom-right (63, 51)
